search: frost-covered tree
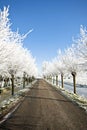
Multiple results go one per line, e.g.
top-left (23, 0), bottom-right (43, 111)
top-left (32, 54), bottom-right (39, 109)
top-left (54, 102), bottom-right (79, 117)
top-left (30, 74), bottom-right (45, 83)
top-left (20, 48), bottom-right (38, 88)
top-left (42, 60), bottom-right (57, 84)
top-left (75, 25), bottom-right (87, 70)
top-left (62, 45), bottom-right (81, 93)
top-left (42, 25), bottom-right (87, 94)
top-left (42, 61), bottom-right (51, 78)
top-left (0, 6), bottom-right (38, 95)
top-left (53, 50), bottom-right (66, 87)
top-left (0, 6), bottom-right (12, 43)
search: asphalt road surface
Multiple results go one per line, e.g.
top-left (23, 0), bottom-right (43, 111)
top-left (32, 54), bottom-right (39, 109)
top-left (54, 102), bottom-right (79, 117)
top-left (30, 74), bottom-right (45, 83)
top-left (0, 79), bottom-right (87, 130)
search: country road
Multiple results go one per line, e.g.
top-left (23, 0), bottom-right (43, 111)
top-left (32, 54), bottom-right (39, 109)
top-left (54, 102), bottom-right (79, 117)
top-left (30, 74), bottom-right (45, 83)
top-left (0, 79), bottom-right (87, 130)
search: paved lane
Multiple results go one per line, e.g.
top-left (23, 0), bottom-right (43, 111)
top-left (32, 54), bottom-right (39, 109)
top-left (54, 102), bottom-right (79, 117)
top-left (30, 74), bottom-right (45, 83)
top-left (0, 79), bottom-right (87, 130)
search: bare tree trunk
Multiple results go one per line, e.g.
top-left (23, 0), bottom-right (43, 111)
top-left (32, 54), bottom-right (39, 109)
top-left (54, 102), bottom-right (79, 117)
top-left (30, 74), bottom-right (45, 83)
top-left (27, 78), bottom-right (29, 85)
top-left (72, 72), bottom-right (76, 94)
top-left (56, 75), bottom-right (58, 86)
top-left (50, 76), bottom-right (52, 83)
top-left (23, 72), bottom-right (26, 88)
top-left (61, 73), bottom-right (64, 88)
top-left (23, 77), bottom-right (25, 88)
top-left (53, 76), bottom-right (55, 85)
top-left (4, 79), bottom-right (7, 87)
top-left (11, 74), bottom-right (14, 96)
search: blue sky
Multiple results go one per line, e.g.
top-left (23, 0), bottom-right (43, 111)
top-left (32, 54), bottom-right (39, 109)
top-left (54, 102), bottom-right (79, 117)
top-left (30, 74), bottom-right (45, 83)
top-left (0, 0), bottom-right (87, 73)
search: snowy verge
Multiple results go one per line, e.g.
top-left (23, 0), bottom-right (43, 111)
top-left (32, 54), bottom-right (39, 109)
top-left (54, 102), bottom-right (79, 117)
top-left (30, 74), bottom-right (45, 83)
top-left (0, 88), bottom-right (28, 119)
top-left (46, 80), bottom-right (87, 113)
top-left (56, 86), bottom-right (87, 113)
top-left (0, 80), bottom-right (37, 120)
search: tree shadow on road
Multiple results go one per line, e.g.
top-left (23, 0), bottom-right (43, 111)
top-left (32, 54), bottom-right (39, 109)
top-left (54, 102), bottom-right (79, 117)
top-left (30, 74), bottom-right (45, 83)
top-left (25, 95), bottom-right (72, 103)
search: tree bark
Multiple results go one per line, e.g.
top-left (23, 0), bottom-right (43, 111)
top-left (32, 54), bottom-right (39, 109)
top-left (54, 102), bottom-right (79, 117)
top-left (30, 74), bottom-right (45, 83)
top-left (27, 78), bottom-right (29, 85)
top-left (49, 76), bottom-right (51, 83)
top-left (61, 73), bottom-right (64, 88)
top-left (11, 74), bottom-right (14, 96)
top-left (53, 76), bottom-right (55, 85)
top-left (23, 72), bottom-right (26, 88)
top-left (72, 72), bottom-right (76, 94)
top-left (56, 75), bottom-right (58, 86)
top-left (23, 76), bottom-right (25, 88)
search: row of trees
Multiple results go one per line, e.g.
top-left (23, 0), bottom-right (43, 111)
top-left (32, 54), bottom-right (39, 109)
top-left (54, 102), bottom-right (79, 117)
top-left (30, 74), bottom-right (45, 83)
top-left (0, 7), bottom-right (38, 95)
top-left (42, 25), bottom-right (87, 94)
